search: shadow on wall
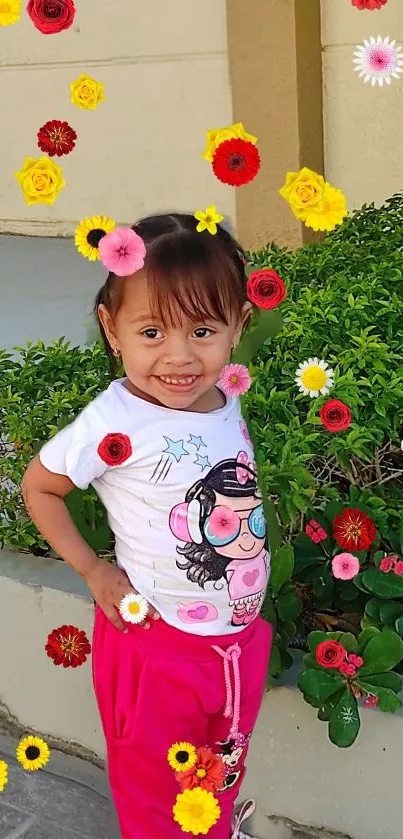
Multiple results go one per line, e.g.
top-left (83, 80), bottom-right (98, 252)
top-left (0, 234), bottom-right (103, 350)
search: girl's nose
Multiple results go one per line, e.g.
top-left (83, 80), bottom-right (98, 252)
top-left (164, 336), bottom-right (196, 365)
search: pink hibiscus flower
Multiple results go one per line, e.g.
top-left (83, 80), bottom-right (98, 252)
top-left (98, 227), bottom-right (146, 276)
top-left (332, 552), bottom-right (360, 581)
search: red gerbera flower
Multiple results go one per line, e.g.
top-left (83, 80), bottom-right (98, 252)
top-left (37, 120), bottom-right (77, 157)
top-left (45, 625), bottom-right (91, 668)
top-left (212, 138), bottom-right (261, 187)
top-left (97, 433), bottom-right (132, 466)
top-left (175, 747), bottom-right (225, 793)
top-left (333, 508), bottom-right (376, 551)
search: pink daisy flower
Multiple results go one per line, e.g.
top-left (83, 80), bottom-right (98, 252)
top-left (98, 227), bottom-right (146, 276)
top-left (206, 506), bottom-right (239, 540)
top-left (218, 364), bottom-right (252, 397)
top-left (332, 552), bottom-right (360, 581)
top-left (353, 36), bottom-right (403, 87)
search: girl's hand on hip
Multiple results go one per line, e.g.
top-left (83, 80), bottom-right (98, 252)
top-left (84, 560), bottom-right (160, 632)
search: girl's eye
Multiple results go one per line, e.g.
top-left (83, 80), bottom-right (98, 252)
top-left (142, 328), bottom-right (163, 339)
top-left (193, 327), bottom-right (214, 338)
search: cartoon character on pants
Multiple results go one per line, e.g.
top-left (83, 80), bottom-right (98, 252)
top-left (169, 453), bottom-right (269, 626)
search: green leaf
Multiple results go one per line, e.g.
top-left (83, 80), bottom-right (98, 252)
top-left (328, 689), bottom-right (360, 748)
top-left (365, 599), bottom-right (381, 621)
top-left (357, 627), bottom-right (381, 655)
top-left (395, 616), bottom-right (403, 638)
top-left (359, 683), bottom-right (402, 713)
top-left (268, 643), bottom-right (282, 678)
top-left (359, 630), bottom-right (403, 676)
top-left (360, 671), bottom-right (402, 693)
top-left (277, 591), bottom-right (302, 621)
top-left (317, 688), bottom-right (345, 721)
top-left (269, 545), bottom-right (294, 595)
top-left (362, 568), bottom-right (403, 599)
top-left (380, 602), bottom-right (403, 627)
top-left (298, 669), bottom-right (344, 707)
top-left (234, 309), bottom-right (283, 365)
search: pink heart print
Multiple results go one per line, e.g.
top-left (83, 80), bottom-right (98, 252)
top-left (188, 605), bottom-right (209, 620)
top-left (243, 569), bottom-right (259, 587)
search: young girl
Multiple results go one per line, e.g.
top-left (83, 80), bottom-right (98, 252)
top-left (23, 213), bottom-right (273, 839)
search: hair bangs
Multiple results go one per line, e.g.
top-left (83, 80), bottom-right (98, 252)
top-left (145, 230), bottom-right (244, 327)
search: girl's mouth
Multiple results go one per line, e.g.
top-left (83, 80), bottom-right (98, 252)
top-left (156, 375), bottom-right (200, 392)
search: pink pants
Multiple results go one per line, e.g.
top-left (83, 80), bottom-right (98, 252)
top-left (92, 607), bottom-right (272, 839)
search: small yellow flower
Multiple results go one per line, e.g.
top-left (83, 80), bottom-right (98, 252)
top-left (173, 787), bottom-right (221, 835)
top-left (15, 156), bottom-right (65, 206)
top-left (0, 759), bottom-right (8, 792)
top-left (303, 183), bottom-right (348, 232)
top-left (0, 0), bottom-right (21, 26)
top-left (168, 742), bottom-right (197, 772)
top-left (70, 73), bottom-right (105, 110)
top-left (194, 205), bottom-right (224, 236)
top-left (279, 167), bottom-right (325, 219)
top-left (16, 736), bottom-right (50, 772)
top-left (75, 215), bottom-right (116, 261)
top-left (203, 122), bottom-right (257, 163)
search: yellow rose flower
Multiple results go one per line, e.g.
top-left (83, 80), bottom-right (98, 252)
top-left (15, 156), bottom-right (66, 206)
top-left (279, 167), bottom-right (325, 219)
top-left (70, 73), bottom-right (105, 111)
top-left (303, 183), bottom-right (348, 232)
top-left (203, 122), bottom-right (257, 163)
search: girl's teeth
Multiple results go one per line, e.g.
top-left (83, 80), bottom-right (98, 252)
top-left (160, 376), bottom-right (196, 385)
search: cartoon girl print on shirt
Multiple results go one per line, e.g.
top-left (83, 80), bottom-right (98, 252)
top-left (169, 453), bottom-right (269, 626)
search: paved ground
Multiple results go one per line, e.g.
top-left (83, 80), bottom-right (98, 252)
top-left (0, 733), bottom-right (120, 838)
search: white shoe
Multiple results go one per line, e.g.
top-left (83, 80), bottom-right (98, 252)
top-left (231, 799), bottom-right (257, 838)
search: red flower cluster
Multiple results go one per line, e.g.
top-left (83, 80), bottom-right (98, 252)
top-left (319, 399), bottom-right (352, 432)
top-left (333, 508), bottom-right (376, 551)
top-left (45, 625), bottom-right (91, 667)
top-left (351, 0), bottom-right (388, 9)
top-left (305, 519), bottom-right (328, 544)
top-left (27, 0), bottom-right (76, 34)
top-left (212, 139), bottom-right (260, 187)
top-left (379, 554), bottom-right (403, 576)
top-left (98, 433), bottom-right (132, 466)
top-left (316, 642), bottom-right (364, 679)
top-left (37, 120), bottom-right (77, 157)
top-left (246, 269), bottom-right (286, 310)
top-left (175, 747), bottom-right (225, 793)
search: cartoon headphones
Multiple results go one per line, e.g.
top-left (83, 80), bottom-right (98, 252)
top-left (169, 489), bottom-right (204, 545)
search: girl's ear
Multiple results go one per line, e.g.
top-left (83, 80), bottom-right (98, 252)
top-left (233, 301), bottom-right (252, 347)
top-left (98, 303), bottom-right (118, 351)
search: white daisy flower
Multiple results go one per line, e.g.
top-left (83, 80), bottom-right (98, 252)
top-left (295, 357), bottom-right (334, 398)
top-left (119, 593), bottom-right (149, 624)
top-left (353, 36), bottom-right (403, 87)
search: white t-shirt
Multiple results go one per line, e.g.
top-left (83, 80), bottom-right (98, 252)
top-left (40, 379), bottom-right (271, 636)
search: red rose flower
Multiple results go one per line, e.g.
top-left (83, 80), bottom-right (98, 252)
top-left (333, 508), bottom-right (376, 551)
top-left (97, 433), bottom-right (132, 466)
top-left (351, 0), bottom-right (388, 9)
top-left (212, 138), bottom-right (261, 187)
top-left (37, 120), bottom-right (77, 157)
top-left (175, 747), bottom-right (225, 793)
top-left (45, 625), bottom-right (91, 668)
top-left (27, 0), bottom-right (75, 34)
top-left (316, 639), bottom-right (347, 669)
top-left (319, 399), bottom-right (352, 433)
top-left (246, 269), bottom-right (286, 310)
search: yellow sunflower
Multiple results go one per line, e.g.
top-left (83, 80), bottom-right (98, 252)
top-left (0, 0), bottom-right (21, 26)
top-left (167, 741), bottom-right (197, 772)
top-left (16, 736), bottom-right (50, 772)
top-left (0, 759), bottom-right (8, 791)
top-left (75, 215), bottom-right (115, 261)
top-left (173, 788), bottom-right (221, 835)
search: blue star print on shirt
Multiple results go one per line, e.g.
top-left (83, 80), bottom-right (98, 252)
top-left (188, 435), bottom-right (207, 451)
top-left (163, 437), bottom-right (189, 462)
top-left (194, 454), bottom-right (211, 472)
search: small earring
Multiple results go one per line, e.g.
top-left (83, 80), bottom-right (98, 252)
top-left (112, 346), bottom-right (120, 357)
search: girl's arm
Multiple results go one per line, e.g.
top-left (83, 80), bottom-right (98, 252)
top-left (22, 455), bottom-right (99, 580)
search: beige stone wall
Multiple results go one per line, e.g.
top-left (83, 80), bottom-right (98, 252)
top-left (0, 1), bottom-right (235, 237)
top-left (321, 0), bottom-right (403, 210)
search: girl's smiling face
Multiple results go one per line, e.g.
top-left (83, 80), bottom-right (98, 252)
top-left (205, 492), bottom-right (266, 560)
top-left (98, 270), bottom-right (251, 412)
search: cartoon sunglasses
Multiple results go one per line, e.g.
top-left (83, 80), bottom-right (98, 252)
top-left (203, 504), bottom-right (266, 547)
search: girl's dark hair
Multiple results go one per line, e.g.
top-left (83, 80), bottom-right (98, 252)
top-left (176, 459), bottom-right (258, 588)
top-left (93, 212), bottom-right (248, 376)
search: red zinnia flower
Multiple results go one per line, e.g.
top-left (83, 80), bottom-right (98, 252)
top-left (316, 640), bottom-right (347, 669)
top-left (212, 139), bottom-right (260, 187)
top-left (27, 0), bottom-right (75, 34)
top-left (246, 269), bottom-right (286, 310)
top-left (37, 120), bottom-right (77, 157)
top-left (319, 399), bottom-right (352, 433)
top-left (333, 508), bottom-right (376, 551)
top-left (45, 625), bottom-right (91, 668)
top-left (97, 433), bottom-right (132, 466)
top-left (351, 0), bottom-right (388, 9)
top-left (175, 747), bottom-right (225, 793)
